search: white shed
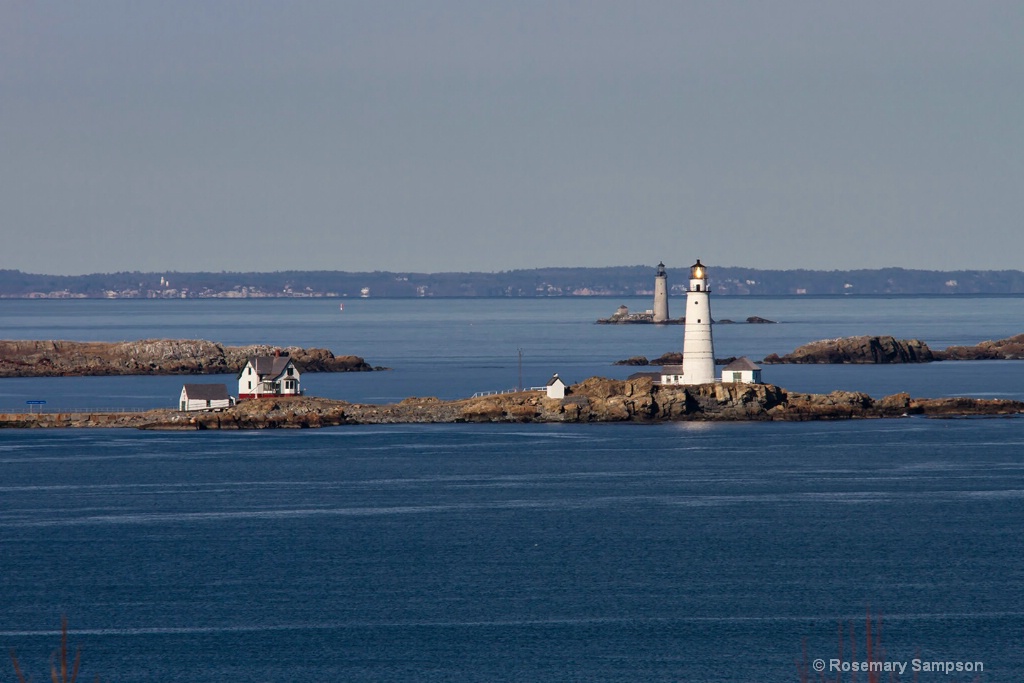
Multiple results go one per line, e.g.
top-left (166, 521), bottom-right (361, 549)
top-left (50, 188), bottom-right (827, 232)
top-left (179, 384), bottom-right (232, 412)
top-left (659, 364), bottom-right (686, 386)
top-left (721, 357), bottom-right (763, 384)
top-left (546, 374), bottom-right (567, 399)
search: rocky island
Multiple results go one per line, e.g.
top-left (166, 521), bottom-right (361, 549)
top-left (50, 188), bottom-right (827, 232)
top-left (762, 334), bottom-right (1024, 364)
top-left (597, 306), bottom-right (776, 325)
top-left (627, 334), bottom-right (1024, 367)
top-left (596, 305), bottom-right (684, 324)
top-left (2, 378), bottom-right (1021, 430)
top-left (0, 339), bottom-right (383, 377)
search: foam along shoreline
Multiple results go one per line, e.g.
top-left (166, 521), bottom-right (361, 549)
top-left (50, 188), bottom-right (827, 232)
top-left (2, 378), bottom-right (1021, 430)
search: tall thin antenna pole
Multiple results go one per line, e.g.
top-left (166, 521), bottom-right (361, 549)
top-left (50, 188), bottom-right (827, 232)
top-left (517, 347), bottom-right (523, 392)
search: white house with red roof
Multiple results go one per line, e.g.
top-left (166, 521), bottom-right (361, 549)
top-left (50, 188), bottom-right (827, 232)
top-left (237, 353), bottom-right (301, 400)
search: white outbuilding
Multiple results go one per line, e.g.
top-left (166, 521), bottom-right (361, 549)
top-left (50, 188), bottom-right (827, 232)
top-left (721, 357), bottom-right (763, 384)
top-left (659, 364), bottom-right (686, 386)
top-left (179, 383), bottom-right (233, 412)
top-left (546, 374), bottom-right (568, 399)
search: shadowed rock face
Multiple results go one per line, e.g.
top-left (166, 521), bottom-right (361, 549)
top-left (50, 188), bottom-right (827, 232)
top-left (5, 378), bottom-right (1019, 430)
top-left (0, 339), bottom-right (379, 377)
top-left (762, 334), bottom-right (1024, 364)
top-left (937, 334), bottom-right (1024, 360)
top-left (762, 336), bottom-right (934, 364)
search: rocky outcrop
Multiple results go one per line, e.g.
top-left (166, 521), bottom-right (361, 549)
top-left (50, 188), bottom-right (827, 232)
top-left (762, 333), bottom-right (1024, 364)
top-left (597, 305), bottom-right (684, 324)
top-left (935, 334), bottom-right (1024, 360)
top-left (617, 352), bottom-right (736, 366)
top-left (4, 379), bottom-right (1022, 430)
top-left (613, 356), bottom-right (651, 366)
top-left (0, 339), bottom-right (382, 377)
top-left (762, 336), bottom-right (935, 364)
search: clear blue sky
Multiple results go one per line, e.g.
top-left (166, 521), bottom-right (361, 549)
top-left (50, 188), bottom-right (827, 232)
top-left (2, 1), bottom-right (1022, 275)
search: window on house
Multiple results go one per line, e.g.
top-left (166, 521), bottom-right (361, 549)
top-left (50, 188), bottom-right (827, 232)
top-left (732, 372), bottom-right (742, 382)
top-left (206, 399), bottom-right (211, 407)
top-left (287, 367), bottom-right (293, 376)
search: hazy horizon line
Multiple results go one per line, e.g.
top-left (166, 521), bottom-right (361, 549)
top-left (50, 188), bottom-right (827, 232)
top-left (7, 265), bottom-right (1024, 278)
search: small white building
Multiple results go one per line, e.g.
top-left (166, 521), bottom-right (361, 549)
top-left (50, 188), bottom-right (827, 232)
top-left (660, 364), bottom-right (686, 386)
top-left (721, 357), bottom-right (763, 384)
top-left (238, 354), bottom-right (301, 400)
top-left (546, 373), bottom-right (567, 399)
top-left (179, 383), bottom-right (232, 412)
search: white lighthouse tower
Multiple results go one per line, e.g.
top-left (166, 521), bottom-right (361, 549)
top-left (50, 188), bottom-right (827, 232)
top-left (652, 262), bottom-right (669, 323)
top-left (681, 259), bottom-right (715, 384)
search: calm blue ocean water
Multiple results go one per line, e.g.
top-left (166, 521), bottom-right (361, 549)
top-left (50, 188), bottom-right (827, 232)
top-left (2, 295), bottom-right (1024, 409)
top-left (2, 296), bottom-right (1024, 681)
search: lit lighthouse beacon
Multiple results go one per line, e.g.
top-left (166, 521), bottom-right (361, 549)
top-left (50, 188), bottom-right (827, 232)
top-left (680, 259), bottom-right (715, 384)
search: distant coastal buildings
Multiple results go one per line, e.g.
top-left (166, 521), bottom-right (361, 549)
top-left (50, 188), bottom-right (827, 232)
top-left (3, 267), bottom-right (1023, 299)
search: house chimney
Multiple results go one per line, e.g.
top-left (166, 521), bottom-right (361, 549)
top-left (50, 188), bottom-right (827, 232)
top-left (274, 348), bottom-right (280, 357)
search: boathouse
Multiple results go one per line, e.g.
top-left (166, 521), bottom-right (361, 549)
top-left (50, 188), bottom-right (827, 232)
top-left (179, 383), bottom-right (232, 412)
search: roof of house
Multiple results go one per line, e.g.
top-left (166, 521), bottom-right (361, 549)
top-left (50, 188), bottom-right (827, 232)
top-left (722, 357), bottom-right (761, 371)
top-left (660, 364), bottom-right (686, 374)
top-left (247, 356), bottom-right (295, 378)
top-left (182, 383), bottom-right (230, 401)
top-left (547, 374), bottom-right (566, 386)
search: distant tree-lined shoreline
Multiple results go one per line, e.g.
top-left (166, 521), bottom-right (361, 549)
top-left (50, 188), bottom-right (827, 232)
top-left (2, 266), bottom-right (1023, 298)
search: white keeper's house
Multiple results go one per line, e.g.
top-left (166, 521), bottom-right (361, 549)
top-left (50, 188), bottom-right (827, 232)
top-left (179, 383), bottom-right (233, 412)
top-left (721, 357), bottom-right (763, 384)
top-left (238, 354), bottom-right (302, 400)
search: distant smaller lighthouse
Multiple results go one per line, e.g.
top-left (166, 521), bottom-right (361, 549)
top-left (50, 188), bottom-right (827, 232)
top-left (681, 259), bottom-right (715, 384)
top-left (652, 262), bottom-right (669, 323)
